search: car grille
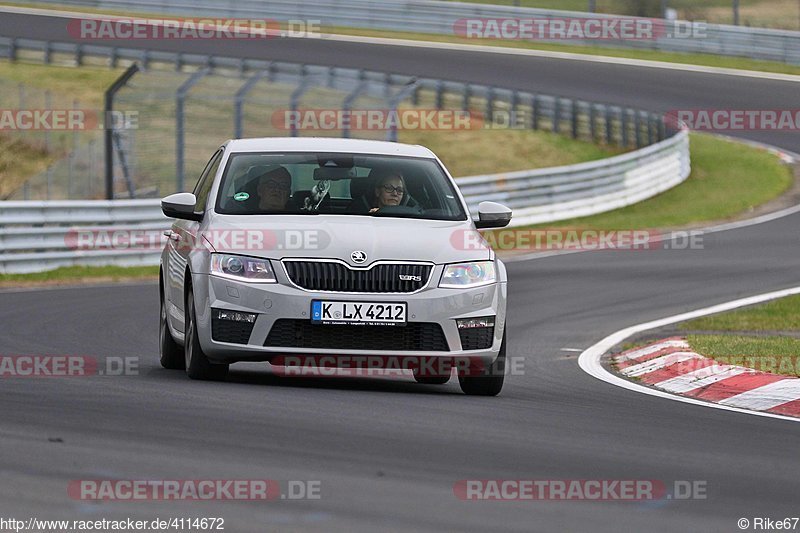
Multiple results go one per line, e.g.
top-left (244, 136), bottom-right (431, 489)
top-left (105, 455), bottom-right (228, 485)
top-left (459, 327), bottom-right (495, 350)
top-left (265, 319), bottom-right (450, 351)
top-left (283, 261), bottom-right (432, 293)
top-left (211, 318), bottom-right (255, 345)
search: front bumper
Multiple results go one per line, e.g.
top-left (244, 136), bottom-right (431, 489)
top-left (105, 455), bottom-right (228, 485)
top-left (190, 266), bottom-right (507, 365)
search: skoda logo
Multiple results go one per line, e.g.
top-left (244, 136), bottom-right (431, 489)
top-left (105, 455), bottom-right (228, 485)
top-left (351, 250), bottom-right (367, 264)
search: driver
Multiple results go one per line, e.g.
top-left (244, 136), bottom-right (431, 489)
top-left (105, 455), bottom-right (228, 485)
top-left (256, 166), bottom-right (292, 211)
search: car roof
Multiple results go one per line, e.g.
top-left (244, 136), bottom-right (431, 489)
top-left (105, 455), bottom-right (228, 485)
top-left (224, 137), bottom-right (436, 158)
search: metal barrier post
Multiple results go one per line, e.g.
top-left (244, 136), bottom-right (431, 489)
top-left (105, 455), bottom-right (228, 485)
top-left (234, 68), bottom-right (271, 139)
top-left (386, 79), bottom-right (419, 142)
top-left (553, 98), bottom-right (561, 134)
top-left (289, 67), bottom-right (314, 138)
top-left (571, 100), bottom-right (579, 139)
top-left (175, 68), bottom-right (208, 193)
top-left (104, 63), bottom-right (139, 200)
top-left (341, 71), bottom-right (369, 139)
top-left (435, 80), bottom-right (444, 110)
top-left (621, 109), bottom-right (630, 147)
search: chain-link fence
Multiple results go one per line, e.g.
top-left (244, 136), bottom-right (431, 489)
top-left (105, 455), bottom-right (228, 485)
top-left (0, 37), bottom-right (675, 200)
top-left (0, 78), bottom-right (103, 200)
top-left (106, 65), bottom-right (669, 200)
top-left (109, 65), bottom-right (416, 199)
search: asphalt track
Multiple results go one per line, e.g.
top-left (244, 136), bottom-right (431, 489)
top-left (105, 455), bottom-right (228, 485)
top-left (1, 10), bottom-right (799, 532)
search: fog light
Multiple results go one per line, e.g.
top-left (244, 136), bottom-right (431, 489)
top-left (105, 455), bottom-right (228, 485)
top-left (456, 317), bottom-right (495, 329)
top-left (213, 309), bottom-right (257, 323)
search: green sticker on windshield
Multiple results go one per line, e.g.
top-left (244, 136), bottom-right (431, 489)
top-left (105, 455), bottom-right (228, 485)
top-left (233, 192), bottom-right (249, 201)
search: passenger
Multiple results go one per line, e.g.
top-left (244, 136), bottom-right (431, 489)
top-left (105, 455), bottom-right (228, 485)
top-left (369, 170), bottom-right (406, 213)
top-left (256, 166), bottom-right (292, 211)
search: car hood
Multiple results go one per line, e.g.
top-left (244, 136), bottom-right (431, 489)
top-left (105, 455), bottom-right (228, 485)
top-left (203, 214), bottom-right (492, 265)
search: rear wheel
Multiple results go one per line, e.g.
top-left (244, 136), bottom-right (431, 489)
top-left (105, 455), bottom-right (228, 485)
top-left (185, 287), bottom-right (229, 381)
top-left (159, 286), bottom-right (184, 369)
top-left (458, 328), bottom-right (506, 396)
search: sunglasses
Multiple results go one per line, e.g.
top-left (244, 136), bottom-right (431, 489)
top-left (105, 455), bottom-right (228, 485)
top-left (382, 185), bottom-right (405, 195)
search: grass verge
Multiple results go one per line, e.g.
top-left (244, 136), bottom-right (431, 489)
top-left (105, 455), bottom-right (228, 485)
top-left (0, 133), bottom-right (59, 199)
top-left (676, 294), bottom-right (800, 377)
top-left (0, 60), bottom-right (121, 108)
top-left (686, 335), bottom-right (800, 377)
top-left (681, 294), bottom-right (800, 331)
top-left (401, 128), bottom-right (624, 176)
top-left (0, 265), bottom-right (159, 287)
top-left (519, 133), bottom-right (793, 230)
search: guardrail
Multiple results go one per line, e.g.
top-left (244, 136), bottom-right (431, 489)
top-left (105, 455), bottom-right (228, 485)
top-left (0, 200), bottom-right (169, 273)
top-left (13, 0), bottom-right (800, 65)
top-left (0, 128), bottom-right (689, 273)
top-left (460, 128), bottom-right (690, 226)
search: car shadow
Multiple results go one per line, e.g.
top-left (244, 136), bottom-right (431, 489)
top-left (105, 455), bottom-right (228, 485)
top-left (226, 365), bottom-right (462, 395)
top-left (146, 364), bottom-right (462, 395)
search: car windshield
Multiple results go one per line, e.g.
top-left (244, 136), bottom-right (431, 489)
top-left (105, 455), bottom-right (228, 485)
top-left (214, 152), bottom-right (467, 221)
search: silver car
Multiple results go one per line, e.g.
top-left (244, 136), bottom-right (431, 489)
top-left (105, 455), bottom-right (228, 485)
top-left (159, 138), bottom-right (511, 395)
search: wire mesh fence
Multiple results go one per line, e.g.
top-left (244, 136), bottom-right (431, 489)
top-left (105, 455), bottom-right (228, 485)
top-left (0, 78), bottom-right (104, 201)
top-left (0, 37), bottom-right (676, 201)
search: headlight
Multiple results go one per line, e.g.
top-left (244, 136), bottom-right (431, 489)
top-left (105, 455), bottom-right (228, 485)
top-left (210, 254), bottom-right (276, 283)
top-left (439, 261), bottom-right (496, 288)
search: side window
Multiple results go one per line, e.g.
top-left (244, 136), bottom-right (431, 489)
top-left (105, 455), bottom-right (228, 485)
top-left (193, 150), bottom-right (223, 212)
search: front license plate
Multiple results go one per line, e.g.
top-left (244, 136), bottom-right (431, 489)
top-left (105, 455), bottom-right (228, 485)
top-left (311, 300), bottom-right (407, 326)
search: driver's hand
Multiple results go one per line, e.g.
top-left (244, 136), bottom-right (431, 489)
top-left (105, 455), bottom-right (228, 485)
top-left (369, 207), bottom-right (379, 213)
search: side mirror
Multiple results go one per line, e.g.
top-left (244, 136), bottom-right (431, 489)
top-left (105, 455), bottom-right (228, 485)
top-left (474, 201), bottom-right (512, 229)
top-left (162, 192), bottom-right (202, 221)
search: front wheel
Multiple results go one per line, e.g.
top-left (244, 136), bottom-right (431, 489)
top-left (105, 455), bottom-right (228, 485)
top-left (457, 328), bottom-right (506, 396)
top-left (185, 287), bottom-right (229, 381)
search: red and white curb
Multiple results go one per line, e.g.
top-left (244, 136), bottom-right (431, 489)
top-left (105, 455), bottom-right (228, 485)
top-left (614, 338), bottom-right (800, 418)
top-left (579, 286), bottom-right (800, 423)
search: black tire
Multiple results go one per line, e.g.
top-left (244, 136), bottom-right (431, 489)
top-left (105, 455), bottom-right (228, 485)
top-left (159, 285), bottom-right (184, 370)
top-left (457, 328), bottom-right (506, 396)
top-left (185, 287), bottom-right (229, 381)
